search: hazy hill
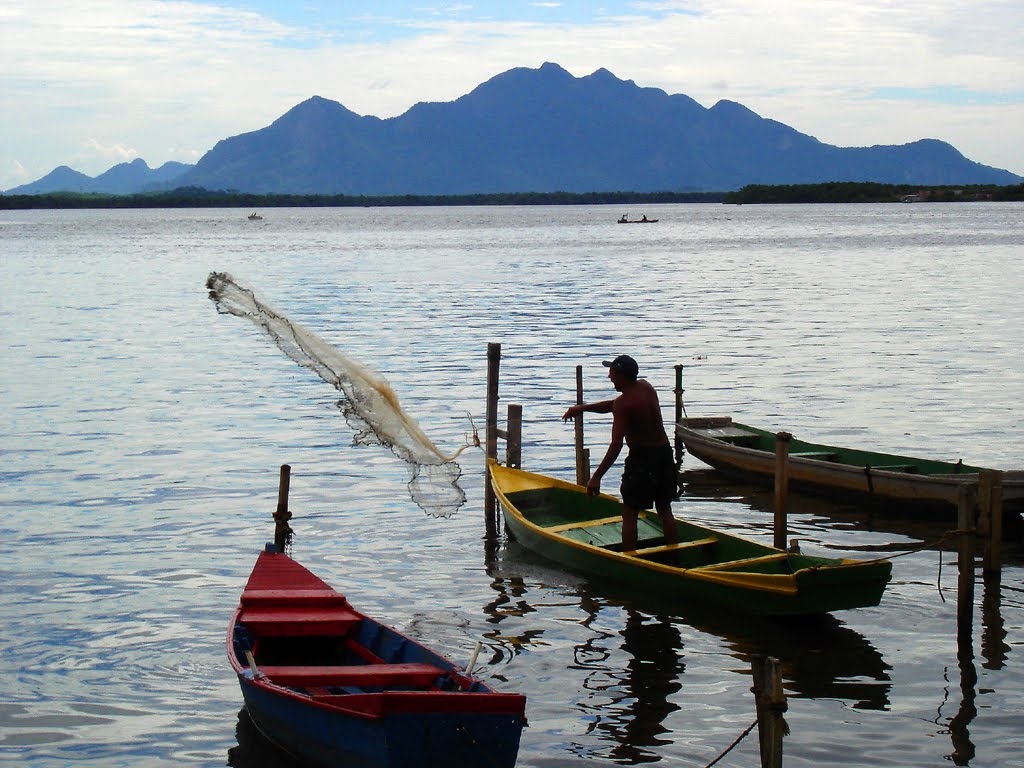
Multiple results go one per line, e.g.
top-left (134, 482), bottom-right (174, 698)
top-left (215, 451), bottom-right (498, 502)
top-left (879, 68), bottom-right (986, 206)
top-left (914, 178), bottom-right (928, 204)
top-left (6, 159), bottom-right (193, 195)
top-left (7, 63), bottom-right (1021, 195)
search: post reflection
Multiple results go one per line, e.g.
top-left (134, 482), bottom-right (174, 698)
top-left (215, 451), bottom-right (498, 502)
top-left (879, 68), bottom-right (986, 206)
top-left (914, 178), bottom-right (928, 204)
top-left (940, 622), bottom-right (978, 766)
top-left (981, 574), bottom-right (1010, 670)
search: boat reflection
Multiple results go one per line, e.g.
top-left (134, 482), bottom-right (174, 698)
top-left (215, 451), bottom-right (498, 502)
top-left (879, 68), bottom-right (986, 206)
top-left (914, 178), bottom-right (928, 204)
top-left (228, 707), bottom-right (303, 768)
top-left (482, 541), bottom-right (891, 761)
top-left (679, 468), bottom-right (1024, 550)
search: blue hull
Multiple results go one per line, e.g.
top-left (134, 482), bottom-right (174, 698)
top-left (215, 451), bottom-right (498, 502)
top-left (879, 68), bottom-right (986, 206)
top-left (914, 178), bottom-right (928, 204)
top-left (240, 678), bottom-right (524, 768)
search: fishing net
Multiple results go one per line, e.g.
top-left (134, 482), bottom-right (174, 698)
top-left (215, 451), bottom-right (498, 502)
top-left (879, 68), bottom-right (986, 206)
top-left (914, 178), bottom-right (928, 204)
top-left (206, 272), bottom-right (473, 517)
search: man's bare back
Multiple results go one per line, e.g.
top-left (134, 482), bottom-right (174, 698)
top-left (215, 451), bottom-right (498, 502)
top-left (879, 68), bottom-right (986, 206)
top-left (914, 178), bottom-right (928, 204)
top-left (613, 378), bottom-right (670, 449)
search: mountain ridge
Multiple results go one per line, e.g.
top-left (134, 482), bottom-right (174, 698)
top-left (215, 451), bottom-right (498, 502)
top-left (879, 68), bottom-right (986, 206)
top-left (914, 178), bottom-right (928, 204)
top-left (6, 62), bottom-right (1021, 195)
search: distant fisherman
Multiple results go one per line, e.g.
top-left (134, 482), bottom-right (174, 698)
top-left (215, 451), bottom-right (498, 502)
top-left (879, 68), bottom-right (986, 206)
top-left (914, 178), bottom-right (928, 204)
top-left (561, 355), bottom-right (679, 551)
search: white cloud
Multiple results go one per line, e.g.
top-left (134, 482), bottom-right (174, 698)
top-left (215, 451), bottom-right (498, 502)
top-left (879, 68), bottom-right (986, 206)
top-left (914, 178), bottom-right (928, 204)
top-left (2, 0), bottom-right (1023, 190)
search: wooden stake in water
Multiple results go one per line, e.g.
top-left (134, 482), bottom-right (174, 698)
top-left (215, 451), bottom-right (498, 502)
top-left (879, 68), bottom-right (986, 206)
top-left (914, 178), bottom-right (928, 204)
top-left (574, 365), bottom-right (590, 485)
top-left (979, 470), bottom-right (1003, 575)
top-left (274, 464), bottom-right (292, 552)
top-left (773, 433), bottom-right (792, 550)
top-left (506, 404), bottom-right (522, 469)
top-left (751, 655), bottom-right (787, 768)
top-left (484, 343), bottom-right (502, 534)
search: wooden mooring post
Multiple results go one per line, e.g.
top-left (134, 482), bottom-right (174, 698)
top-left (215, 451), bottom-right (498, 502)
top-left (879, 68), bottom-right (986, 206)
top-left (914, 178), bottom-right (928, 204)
top-left (273, 464), bottom-right (293, 552)
top-left (977, 470), bottom-right (1003, 575)
top-left (773, 433), bottom-right (792, 550)
top-left (751, 655), bottom-right (787, 768)
top-left (484, 343), bottom-right (502, 536)
top-left (573, 365), bottom-right (590, 486)
top-left (673, 364), bottom-right (686, 464)
top-left (484, 343), bottom-right (523, 535)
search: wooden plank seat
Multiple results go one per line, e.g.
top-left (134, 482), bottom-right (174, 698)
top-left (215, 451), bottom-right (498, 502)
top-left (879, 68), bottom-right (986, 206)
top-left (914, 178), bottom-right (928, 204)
top-left (790, 451), bottom-right (839, 461)
top-left (240, 606), bottom-right (361, 637)
top-left (258, 662), bottom-right (445, 688)
top-left (869, 464), bottom-right (916, 473)
top-left (627, 537), bottom-right (718, 557)
top-left (692, 553), bottom-right (790, 572)
top-left (241, 588), bottom-right (350, 608)
top-left (545, 514), bottom-right (631, 533)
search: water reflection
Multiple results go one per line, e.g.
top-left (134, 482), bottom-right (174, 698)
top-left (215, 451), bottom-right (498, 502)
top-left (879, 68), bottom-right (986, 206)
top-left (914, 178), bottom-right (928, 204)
top-left (938, 574), bottom-right (1010, 767)
top-left (228, 708), bottom-right (303, 768)
top-left (597, 611), bottom-right (683, 764)
top-left (483, 541), bottom-right (892, 761)
top-left (981, 574), bottom-right (1010, 670)
top-left (679, 468), bottom-right (1024, 550)
top-left (946, 624), bottom-right (978, 767)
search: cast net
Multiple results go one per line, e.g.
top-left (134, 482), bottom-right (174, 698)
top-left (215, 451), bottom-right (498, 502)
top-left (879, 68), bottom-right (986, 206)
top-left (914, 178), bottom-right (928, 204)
top-left (206, 272), bottom-right (473, 517)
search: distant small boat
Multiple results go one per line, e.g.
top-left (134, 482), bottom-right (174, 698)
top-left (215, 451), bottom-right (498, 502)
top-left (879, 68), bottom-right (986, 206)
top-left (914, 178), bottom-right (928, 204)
top-left (617, 216), bottom-right (658, 223)
top-left (229, 548), bottom-right (527, 768)
top-left (247, 212), bottom-right (263, 220)
top-left (489, 458), bottom-right (891, 616)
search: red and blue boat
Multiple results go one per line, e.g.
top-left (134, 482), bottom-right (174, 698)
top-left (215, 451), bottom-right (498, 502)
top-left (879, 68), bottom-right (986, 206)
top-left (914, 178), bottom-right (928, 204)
top-left (228, 547), bottom-right (527, 767)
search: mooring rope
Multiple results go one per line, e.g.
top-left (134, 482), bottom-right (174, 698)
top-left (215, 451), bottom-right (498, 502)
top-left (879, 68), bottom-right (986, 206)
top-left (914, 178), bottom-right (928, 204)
top-left (854, 528), bottom-right (972, 566)
top-left (843, 527), bottom-right (976, 603)
top-left (702, 718), bottom-right (759, 768)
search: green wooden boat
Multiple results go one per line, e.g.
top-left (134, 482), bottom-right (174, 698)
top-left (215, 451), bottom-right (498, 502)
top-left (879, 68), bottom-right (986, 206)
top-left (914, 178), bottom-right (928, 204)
top-left (676, 417), bottom-right (1023, 512)
top-left (488, 459), bottom-right (892, 616)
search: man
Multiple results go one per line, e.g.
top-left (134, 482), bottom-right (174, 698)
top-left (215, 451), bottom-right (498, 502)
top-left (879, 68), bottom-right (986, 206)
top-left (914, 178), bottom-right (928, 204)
top-left (561, 355), bottom-right (679, 552)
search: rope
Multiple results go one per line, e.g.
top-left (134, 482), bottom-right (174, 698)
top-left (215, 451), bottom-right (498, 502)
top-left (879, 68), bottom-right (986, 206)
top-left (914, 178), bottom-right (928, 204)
top-left (702, 719), bottom-right (758, 768)
top-left (852, 528), bottom-right (973, 566)
top-left (846, 527), bottom-right (977, 604)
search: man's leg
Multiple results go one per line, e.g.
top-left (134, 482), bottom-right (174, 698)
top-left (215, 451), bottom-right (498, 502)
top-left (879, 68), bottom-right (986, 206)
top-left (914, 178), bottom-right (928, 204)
top-left (656, 502), bottom-right (678, 545)
top-left (622, 506), bottom-right (639, 551)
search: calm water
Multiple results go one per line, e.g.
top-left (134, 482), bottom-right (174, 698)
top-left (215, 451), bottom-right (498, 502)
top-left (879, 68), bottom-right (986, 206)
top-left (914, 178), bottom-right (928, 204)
top-left (1, 203), bottom-right (1022, 767)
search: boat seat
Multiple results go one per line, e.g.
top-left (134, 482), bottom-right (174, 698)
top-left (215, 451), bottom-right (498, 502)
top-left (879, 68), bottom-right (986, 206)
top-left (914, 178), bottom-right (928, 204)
top-left (791, 451), bottom-right (838, 461)
top-left (545, 514), bottom-right (635, 533)
top-left (692, 553), bottom-right (790, 572)
top-left (720, 433), bottom-right (761, 447)
top-left (869, 464), bottom-right (916, 473)
top-left (257, 662), bottom-right (445, 688)
top-left (241, 588), bottom-right (350, 609)
top-left (240, 606), bottom-right (361, 637)
top-left (627, 537), bottom-right (718, 557)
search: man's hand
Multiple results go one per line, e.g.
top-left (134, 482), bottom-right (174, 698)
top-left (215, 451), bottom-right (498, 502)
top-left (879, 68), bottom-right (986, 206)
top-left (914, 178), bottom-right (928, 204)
top-left (562, 405), bottom-right (582, 422)
top-left (586, 476), bottom-right (601, 497)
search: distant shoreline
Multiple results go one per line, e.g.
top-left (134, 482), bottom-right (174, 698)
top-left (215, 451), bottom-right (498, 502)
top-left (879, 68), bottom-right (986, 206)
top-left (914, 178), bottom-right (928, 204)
top-left (1, 183), bottom-right (1022, 209)
top-left (0, 189), bottom-right (723, 210)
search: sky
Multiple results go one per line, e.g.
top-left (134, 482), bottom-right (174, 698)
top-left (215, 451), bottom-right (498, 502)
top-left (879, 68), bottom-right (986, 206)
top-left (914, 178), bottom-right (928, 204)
top-left (2, 0), bottom-right (1023, 191)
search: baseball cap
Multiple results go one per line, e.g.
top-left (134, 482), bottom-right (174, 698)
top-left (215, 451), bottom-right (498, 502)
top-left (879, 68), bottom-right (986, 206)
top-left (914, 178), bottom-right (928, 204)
top-left (602, 354), bottom-right (639, 380)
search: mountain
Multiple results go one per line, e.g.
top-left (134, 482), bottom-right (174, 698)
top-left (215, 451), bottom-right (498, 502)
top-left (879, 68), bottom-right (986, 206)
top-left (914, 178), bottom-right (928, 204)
top-left (5, 158), bottom-right (192, 195)
top-left (178, 62), bottom-right (1023, 193)
top-left (8, 63), bottom-right (1022, 195)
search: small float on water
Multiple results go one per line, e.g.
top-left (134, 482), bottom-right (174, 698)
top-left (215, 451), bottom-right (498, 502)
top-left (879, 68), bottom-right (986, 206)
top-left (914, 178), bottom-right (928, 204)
top-left (617, 214), bottom-right (658, 223)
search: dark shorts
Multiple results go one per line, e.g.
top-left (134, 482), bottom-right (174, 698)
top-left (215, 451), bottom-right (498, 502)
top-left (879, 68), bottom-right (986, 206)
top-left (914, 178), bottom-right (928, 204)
top-left (620, 444), bottom-right (677, 510)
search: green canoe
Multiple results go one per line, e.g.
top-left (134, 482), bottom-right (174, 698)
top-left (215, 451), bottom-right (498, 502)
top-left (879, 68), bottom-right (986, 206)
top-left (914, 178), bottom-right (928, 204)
top-left (489, 459), bottom-right (892, 617)
top-left (676, 416), bottom-right (1023, 513)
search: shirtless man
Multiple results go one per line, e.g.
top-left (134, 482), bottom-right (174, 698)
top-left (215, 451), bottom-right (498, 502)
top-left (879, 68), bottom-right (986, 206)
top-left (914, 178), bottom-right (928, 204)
top-left (561, 355), bottom-right (679, 551)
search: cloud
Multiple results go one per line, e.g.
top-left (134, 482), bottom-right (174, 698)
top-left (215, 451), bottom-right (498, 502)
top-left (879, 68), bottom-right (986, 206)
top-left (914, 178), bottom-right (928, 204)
top-left (3, 0), bottom-right (1023, 190)
top-left (78, 139), bottom-right (139, 168)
